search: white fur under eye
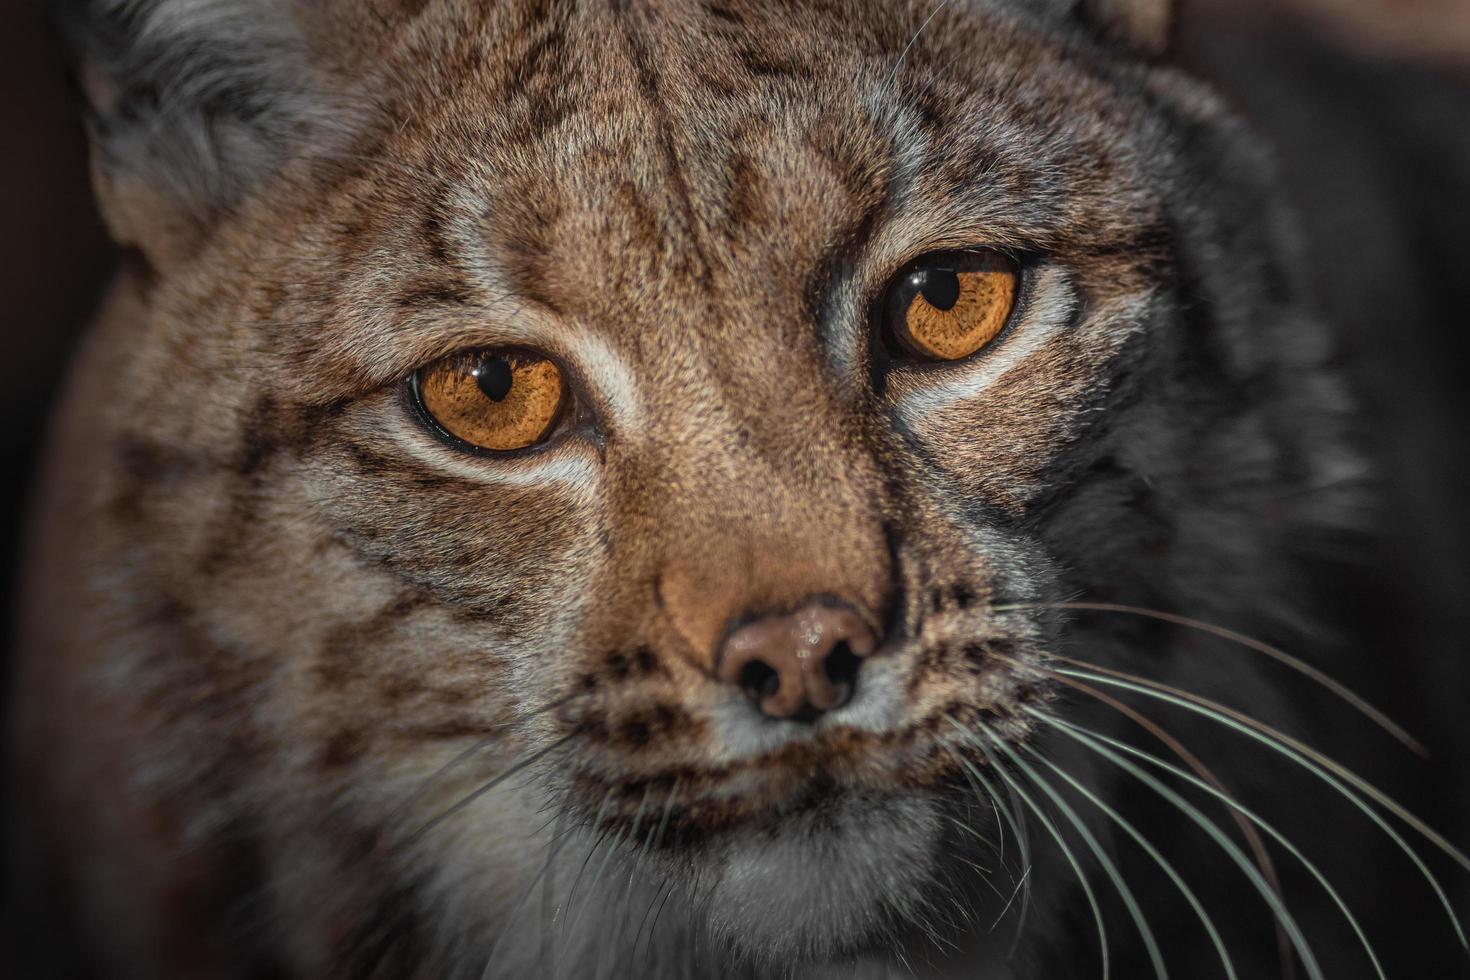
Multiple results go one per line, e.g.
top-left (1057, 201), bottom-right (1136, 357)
top-left (392, 407), bottom-right (603, 498)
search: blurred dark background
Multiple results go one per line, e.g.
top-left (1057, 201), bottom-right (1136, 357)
top-left (2, 0), bottom-right (1468, 974)
top-left (0, 0), bottom-right (114, 615)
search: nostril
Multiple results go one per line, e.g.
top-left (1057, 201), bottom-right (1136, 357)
top-left (738, 658), bottom-right (781, 705)
top-left (823, 641), bottom-right (861, 693)
top-left (716, 599), bottom-right (880, 721)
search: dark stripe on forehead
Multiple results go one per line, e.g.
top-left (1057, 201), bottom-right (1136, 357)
top-left (804, 127), bottom-right (898, 347)
top-left (703, 2), bottom-right (744, 26)
top-left (734, 42), bottom-right (819, 83)
top-left (499, 6), bottom-right (578, 144)
top-left (614, 12), bottom-right (717, 293)
top-left (393, 279), bottom-right (471, 309)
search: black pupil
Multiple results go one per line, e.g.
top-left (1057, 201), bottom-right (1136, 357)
top-left (912, 268), bottom-right (961, 311)
top-left (474, 357), bottom-right (515, 402)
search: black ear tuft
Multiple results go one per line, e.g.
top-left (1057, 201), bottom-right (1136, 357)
top-left (50, 0), bottom-right (322, 254)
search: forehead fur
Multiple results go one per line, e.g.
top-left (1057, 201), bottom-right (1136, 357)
top-left (173, 0), bottom-right (1173, 401)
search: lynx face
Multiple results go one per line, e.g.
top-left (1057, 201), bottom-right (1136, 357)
top-left (20, 0), bottom-right (1374, 976)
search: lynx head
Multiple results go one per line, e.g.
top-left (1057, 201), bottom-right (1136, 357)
top-left (45, 0), bottom-right (1357, 972)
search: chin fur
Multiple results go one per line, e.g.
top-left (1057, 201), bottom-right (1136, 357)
top-left (694, 792), bottom-right (945, 968)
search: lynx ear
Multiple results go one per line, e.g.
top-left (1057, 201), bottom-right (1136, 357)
top-left (1078, 0), bottom-right (1173, 54)
top-left (53, 0), bottom-right (326, 266)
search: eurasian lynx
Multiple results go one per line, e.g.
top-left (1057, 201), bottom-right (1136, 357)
top-left (12, 1), bottom-right (1467, 977)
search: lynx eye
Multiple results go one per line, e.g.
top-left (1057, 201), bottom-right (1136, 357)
top-left (885, 250), bottom-right (1020, 361)
top-left (412, 349), bottom-right (567, 453)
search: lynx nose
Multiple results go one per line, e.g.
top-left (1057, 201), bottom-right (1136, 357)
top-left (716, 601), bottom-right (879, 721)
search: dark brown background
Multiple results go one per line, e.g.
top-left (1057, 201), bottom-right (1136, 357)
top-left (1, 0), bottom-right (114, 605)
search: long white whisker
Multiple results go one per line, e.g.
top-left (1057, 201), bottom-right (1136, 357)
top-left (949, 734), bottom-right (1035, 947)
top-left (405, 735), bottom-right (573, 846)
top-left (994, 601), bottom-right (1423, 754)
top-left (1021, 700), bottom-right (1327, 978)
top-left (951, 752), bottom-right (1026, 886)
top-left (1037, 709), bottom-right (1387, 980)
top-left (989, 865), bottom-right (1034, 933)
top-left (1058, 664), bottom-right (1470, 952)
top-left (945, 721), bottom-right (1111, 979)
top-left (885, 0), bottom-right (955, 90)
top-left (969, 721), bottom-right (1171, 979)
top-left (1022, 738), bottom-right (1239, 980)
top-left (999, 767), bottom-right (1037, 952)
top-left (388, 692), bottom-right (582, 828)
top-left (1035, 665), bottom-right (1297, 979)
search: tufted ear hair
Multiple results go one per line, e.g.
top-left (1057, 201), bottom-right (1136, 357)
top-left (52, 0), bottom-right (330, 266)
top-left (1080, 0), bottom-right (1173, 54)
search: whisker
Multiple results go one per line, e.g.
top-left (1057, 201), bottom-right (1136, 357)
top-left (941, 871), bottom-right (980, 927)
top-left (946, 813), bottom-right (997, 854)
top-left (404, 735), bottom-right (574, 847)
top-left (388, 691), bottom-right (583, 828)
top-left (989, 789), bottom-right (1008, 868)
top-left (968, 719), bottom-right (1167, 980)
top-left (944, 817), bottom-right (999, 874)
top-left (582, 786), bottom-right (651, 963)
top-left (945, 818), bottom-right (1025, 916)
top-left (989, 865), bottom-right (1033, 934)
top-left (1038, 709), bottom-right (1388, 980)
top-left (1027, 663), bottom-right (1295, 979)
top-left (632, 876), bottom-right (674, 962)
top-left (560, 791), bottom-right (615, 938)
top-left (950, 759), bottom-right (1024, 885)
top-left (1020, 741), bottom-right (1238, 980)
top-left (479, 851), bottom-right (555, 979)
top-left (997, 601), bottom-right (1423, 755)
top-left (885, 0), bottom-right (955, 90)
top-left (1057, 661), bottom-right (1470, 951)
top-left (479, 811), bottom-right (578, 980)
top-left (538, 811), bottom-right (573, 977)
top-left (956, 850), bottom-right (1002, 885)
top-left (650, 778), bottom-right (681, 855)
top-left (621, 780), bottom-right (680, 959)
top-left (944, 721), bottom-right (1111, 980)
top-left (571, 826), bottom-right (629, 965)
top-left (1000, 767), bottom-right (1037, 953)
top-left (645, 879), bottom-right (678, 968)
top-left (1023, 704), bottom-right (1329, 979)
top-left (948, 737), bottom-right (1037, 948)
top-left (626, 779), bottom-right (681, 955)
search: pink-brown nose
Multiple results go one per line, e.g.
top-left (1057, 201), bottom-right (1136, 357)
top-left (716, 601), bottom-right (879, 720)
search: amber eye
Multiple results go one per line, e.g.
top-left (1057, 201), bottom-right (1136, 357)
top-left (413, 349), bottom-right (567, 453)
top-left (885, 250), bottom-right (1020, 361)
